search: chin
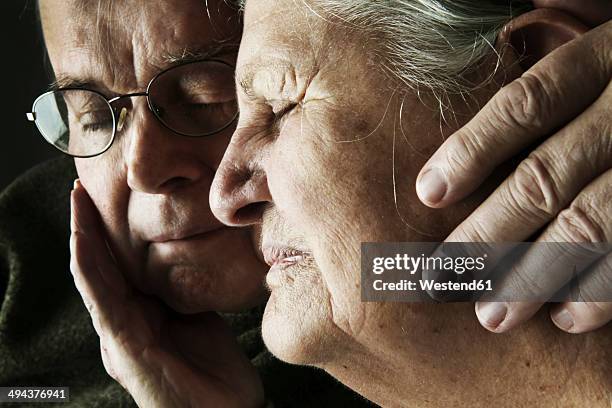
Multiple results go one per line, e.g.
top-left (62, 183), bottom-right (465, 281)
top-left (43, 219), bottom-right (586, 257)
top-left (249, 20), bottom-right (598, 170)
top-left (261, 268), bottom-right (337, 366)
top-left (160, 261), bottom-right (269, 314)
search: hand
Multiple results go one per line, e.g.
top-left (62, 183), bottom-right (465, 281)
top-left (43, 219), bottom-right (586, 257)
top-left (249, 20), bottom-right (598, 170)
top-left (70, 180), bottom-right (264, 408)
top-left (416, 20), bottom-right (612, 333)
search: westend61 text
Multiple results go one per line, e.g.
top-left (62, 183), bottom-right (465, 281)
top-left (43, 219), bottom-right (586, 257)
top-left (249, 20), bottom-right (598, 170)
top-left (373, 279), bottom-right (493, 292)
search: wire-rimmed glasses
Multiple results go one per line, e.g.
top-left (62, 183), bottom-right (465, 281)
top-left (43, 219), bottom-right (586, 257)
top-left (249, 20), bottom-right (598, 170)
top-left (26, 59), bottom-right (238, 158)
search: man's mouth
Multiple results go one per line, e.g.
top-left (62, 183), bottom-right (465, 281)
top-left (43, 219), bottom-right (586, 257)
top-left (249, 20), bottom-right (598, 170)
top-left (147, 226), bottom-right (226, 244)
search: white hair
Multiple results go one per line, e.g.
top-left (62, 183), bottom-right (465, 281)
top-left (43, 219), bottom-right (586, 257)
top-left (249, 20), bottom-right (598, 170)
top-left (238, 0), bottom-right (530, 100)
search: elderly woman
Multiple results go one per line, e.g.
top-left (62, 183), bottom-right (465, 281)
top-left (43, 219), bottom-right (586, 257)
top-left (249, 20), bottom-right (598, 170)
top-left (207, 0), bottom-right (611, 406)
top-left (67, 0), bottom-right (611, 406)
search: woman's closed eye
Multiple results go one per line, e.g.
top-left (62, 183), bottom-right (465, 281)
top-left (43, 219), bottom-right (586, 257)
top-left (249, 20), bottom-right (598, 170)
top-left (271, 100), bottom-right (299, 120)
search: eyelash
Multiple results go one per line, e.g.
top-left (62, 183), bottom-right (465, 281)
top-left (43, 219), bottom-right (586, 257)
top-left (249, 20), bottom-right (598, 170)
top-left (273, 102), bottom-right (298, 119)
top-left (244, 100), bottom-right (298, 132)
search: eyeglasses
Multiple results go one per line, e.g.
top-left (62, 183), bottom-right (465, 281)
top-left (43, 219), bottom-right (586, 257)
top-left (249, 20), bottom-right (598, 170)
top-left (26, 59), bottom-right (238, 158)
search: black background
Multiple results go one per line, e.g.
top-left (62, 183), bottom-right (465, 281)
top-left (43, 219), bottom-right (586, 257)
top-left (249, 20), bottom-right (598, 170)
top-left (1, 1), bottom-right (60, 191)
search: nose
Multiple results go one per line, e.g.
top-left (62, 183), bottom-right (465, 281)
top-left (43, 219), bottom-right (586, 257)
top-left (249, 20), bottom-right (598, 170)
top-left (210, 134), bottom-right (272, 227)
top-left (124, 101), bottom-right (206, 194)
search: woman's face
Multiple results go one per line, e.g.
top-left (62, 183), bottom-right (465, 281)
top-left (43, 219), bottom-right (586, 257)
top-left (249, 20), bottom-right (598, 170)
top-left (211, 0), bottom-right (485, 364)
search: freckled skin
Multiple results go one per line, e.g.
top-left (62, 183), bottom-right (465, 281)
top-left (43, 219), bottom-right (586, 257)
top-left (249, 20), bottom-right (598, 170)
top-left (40, 0), bottom-right (267, 313)
top-left (212, 0), bottom-right (611, 406)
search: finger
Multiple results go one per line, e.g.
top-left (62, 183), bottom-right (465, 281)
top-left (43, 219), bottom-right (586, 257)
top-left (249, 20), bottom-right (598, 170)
top-left (416, 21), bottom-right (612, 208)
top-left (475, 242), bottom-right (608, 332)
top-left (445, 89), bottom-right (612, 243)
top-left (71, 179), bottom-right (128, 296)
top-left (422, 242), bottom-right (513, 302)
top-left (534, 0), bottom-right (612, 27)
top-left (70, 180), bottom-right (127, 332)
top-left (552, 302), bottom-right (612, 333)
top-left (475, 169), bottom-right (612, 332)
top-left (70, 184), bottom-right (110, 304)
top-left (100, 340), bottom-right (119, 382)
top-left (475, 302), bottom-right (539, 333)
top-left (551, 254), bottom-right (612, 333)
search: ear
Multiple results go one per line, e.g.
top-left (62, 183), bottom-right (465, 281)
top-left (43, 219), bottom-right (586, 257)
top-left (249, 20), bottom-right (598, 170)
top-left (497, 8), bottom-right (589, 72)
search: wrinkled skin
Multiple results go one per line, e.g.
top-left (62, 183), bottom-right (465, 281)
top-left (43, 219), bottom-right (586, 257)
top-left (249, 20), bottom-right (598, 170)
top-left (44, 0), bottom-right (267, 406)
top-left (210, 0), bottom-right (612, 406)
top-left (41, 0), bottom-right (267, 314)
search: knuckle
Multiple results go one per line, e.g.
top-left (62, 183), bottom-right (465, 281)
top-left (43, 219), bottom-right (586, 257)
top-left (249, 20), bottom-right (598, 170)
top-left (443, 129), bottom-right (483, 174)
top-left (84, 299), bottom-right (95, 313)
top-left (69, 258), bottom-right (78, 275)
top-left (575, 302), bottom-right (612, 323)
top-left (507, 266), bottom-right (549, 300)
top-left (509, 154), bottom-right (561, 219)
top-left (590, 24), bottom-right (612, 78)
top-left (101, 344), bottom-right (124, 383)
top-left (555, 202), bottom-right (608, 243)
top-left (496, 73), bottom-right (551, 130)
top-left (591, 98), bottom-right (612, 158)
top-left (579, 256), bottom-right (612, 303)
top-left (450, 216), bottom-right (494, 242)
top-left (100, 345), bottom-right (116, 378)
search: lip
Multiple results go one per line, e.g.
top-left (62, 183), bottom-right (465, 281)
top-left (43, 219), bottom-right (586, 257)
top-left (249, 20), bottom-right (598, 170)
top-left (148, 226), bottom-right (225, 243)
top-left (262, 244), bottom-right (311, 268)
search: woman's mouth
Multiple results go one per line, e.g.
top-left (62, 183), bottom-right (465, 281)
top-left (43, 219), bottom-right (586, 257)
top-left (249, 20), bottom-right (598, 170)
top-left (262, 244), bottom-right (313, 288)
top-left (262, 244), bottom-right (310, 268)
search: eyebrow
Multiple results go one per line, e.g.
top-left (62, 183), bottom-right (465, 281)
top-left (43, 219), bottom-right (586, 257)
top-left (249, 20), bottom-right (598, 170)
top-left (162, 43), bottom-right (239, 65)
top-left (237, 69), bottom-right (257, 100)
top-left (236, 59), bottom-right (291, 102)
top-left (49, 77), bottom-right (101, 92)
top-left (49, 43), bottom-right (240, 93)
top-left (236, 61), bottom-right (274, 101)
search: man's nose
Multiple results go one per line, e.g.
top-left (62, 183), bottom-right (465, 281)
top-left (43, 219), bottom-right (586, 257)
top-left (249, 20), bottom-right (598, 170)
top-left (125, 104), bottom-right (205, 194)
top-left (210, 137), bottom-right (272, 227)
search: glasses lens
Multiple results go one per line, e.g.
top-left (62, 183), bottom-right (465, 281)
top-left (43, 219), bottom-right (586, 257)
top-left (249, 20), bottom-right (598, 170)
top-left (148, 60), bottom-right (238, 137)
top-left (33, 90), bottom-right (115, 157)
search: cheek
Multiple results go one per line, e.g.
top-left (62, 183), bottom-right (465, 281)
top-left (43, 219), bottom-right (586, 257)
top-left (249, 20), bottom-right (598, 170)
top-left (267, 112), bottom-right (389, 336)
top-left (75, 154), bottom-right (126, 217)
top-left (271, 107), bottom-right (398, 245)
top-left (74, 151), bottom-right (137, 264)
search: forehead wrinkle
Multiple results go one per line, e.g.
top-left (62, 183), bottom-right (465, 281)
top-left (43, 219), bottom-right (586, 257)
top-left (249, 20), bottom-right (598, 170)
top-left (236, 53), bottom-right (294, 100)
top-left (243, 0), bottom-right (305, 32)
top-left (237, 28), bottom-right (323, 102)
top-left (66, 1), bottom-right (139, 91)
top-left (46, 0), bottom-right (241, 95)
top-left (241, 0), bottom-right (333, 70)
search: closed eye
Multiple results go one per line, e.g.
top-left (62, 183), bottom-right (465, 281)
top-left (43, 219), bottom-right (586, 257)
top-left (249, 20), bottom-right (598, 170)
top-left (272, 101), bottom-right (298, 119)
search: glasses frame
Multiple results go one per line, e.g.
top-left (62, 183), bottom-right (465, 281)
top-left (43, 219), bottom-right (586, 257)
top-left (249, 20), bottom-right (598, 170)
top-left (26, 58), bottom-right (238, 158)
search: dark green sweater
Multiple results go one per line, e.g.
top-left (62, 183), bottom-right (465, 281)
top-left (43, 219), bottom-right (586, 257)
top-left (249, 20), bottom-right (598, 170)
top-left (0, 158), bottom-right (372, 407)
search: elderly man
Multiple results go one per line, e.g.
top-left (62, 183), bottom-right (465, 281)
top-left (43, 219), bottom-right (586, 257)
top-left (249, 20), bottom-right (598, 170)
top-left (1, 0), bottom-right (610, 407)
top-left (0, 0), bottom-right (369, 406)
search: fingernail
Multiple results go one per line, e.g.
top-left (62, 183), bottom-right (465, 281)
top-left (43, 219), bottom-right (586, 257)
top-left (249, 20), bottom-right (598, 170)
top-left (552, 308), bottom-right (574, 331)
top-left (476, 302), bottom-right (507, 330)
top-left (416, 168), bottom-right (447, 205)
top-left (73, 179), bottom-right (79, 190)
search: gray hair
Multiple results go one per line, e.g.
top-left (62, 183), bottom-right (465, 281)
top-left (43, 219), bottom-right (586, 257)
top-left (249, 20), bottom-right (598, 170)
top-left (239, 0), bottom-right (531, 101)
top-left (318, 1), bottom-right (530, 95)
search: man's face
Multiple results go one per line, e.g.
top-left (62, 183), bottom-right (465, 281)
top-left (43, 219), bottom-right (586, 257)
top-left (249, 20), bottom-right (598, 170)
top-left (40, 0), bottom-right (267, 313)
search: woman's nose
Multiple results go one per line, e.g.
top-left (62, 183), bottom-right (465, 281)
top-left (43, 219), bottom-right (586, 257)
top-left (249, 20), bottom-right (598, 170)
top-left (125, 105), bottom-right (205, 194)
top-left (210, 138), bottom-right (272, 227)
